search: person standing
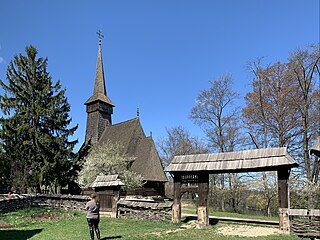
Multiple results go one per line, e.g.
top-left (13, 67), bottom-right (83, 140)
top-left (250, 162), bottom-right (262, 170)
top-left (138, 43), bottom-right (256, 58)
top-left (8, 192), bottom-right (12, 201)
top-left (86, 193), bottom-right (100, 240)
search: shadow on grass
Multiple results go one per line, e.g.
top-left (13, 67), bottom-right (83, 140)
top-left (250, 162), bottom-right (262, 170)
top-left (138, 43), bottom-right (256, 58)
top-left (101, 236), bottom-right (122, 239)
top-left (0, 228), bottom-right (42, 240)
top-left (182, 216), bottom-right (219, 225)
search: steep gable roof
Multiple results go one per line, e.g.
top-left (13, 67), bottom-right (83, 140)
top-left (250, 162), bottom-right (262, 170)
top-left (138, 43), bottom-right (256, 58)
top-left (99, 118), bottom-right (141, 149)
top-left (131, 136), bottom-right (167, 182)
top-left (98, 118), bottom-right (167, 182)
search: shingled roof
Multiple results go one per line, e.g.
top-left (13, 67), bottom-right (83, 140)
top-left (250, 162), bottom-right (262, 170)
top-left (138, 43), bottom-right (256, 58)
top-left (82, 40), bottom-right (166, 185)
top-left (91, 174), bottom-right (124, 188)
top-left (99, 118), bottom-right (167, 182)
top-left (165, 147), bottom-right (298, 173)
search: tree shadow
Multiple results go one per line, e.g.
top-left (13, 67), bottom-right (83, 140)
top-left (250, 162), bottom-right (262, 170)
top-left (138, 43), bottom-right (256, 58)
top-left (0, 228), bottom-right (43, 240)
top-left (101, 236), bottom-right (122, 240)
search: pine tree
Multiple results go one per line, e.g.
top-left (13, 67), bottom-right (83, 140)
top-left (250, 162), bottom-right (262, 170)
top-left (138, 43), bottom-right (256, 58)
top-left (0, 45), bottom-right (78, 193)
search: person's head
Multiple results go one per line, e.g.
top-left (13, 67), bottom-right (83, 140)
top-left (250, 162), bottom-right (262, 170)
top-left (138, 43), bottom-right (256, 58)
top-left (90, 193), bottom-right (97, 200)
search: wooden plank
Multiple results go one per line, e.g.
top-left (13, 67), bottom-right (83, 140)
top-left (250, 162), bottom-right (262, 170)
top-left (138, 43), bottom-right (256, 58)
top-left (181, 213), bottom-right (279, 225)
top-left (289, 209), bottom-right (308, 216)
top-left (309, 209), bottom-right (320, 217)
top-left (180, 186), bottom-right (198, 193)
top-left (289, 209), bottom-right (320, 217)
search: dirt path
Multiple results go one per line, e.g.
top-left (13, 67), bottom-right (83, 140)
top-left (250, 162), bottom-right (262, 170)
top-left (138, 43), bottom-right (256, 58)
top-left (217, 225), bottom-right (281, 237)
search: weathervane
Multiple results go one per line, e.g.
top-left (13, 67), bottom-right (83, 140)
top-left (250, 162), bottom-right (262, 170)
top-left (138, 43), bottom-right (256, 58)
top-left (97, 29), bottom-right (104, 46)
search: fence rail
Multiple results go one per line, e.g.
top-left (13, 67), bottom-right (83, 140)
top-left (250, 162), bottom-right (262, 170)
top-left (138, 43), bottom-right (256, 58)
top-left (289, 209), bottom-right (320, 217)
top-left (289, 208), bottom-right (320, 238)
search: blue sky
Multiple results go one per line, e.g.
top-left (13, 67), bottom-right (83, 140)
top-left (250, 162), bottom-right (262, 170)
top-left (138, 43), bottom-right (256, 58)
top-left (0, 0), bottom-right (319, 151)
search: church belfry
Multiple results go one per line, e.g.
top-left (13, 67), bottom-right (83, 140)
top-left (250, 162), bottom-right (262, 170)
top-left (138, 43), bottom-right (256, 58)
top-left (84, 31), bottom-right (114, 144)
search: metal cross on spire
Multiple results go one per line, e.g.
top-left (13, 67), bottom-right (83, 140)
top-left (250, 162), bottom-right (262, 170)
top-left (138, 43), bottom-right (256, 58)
top-left (97, 29), bottom-right (104, 46)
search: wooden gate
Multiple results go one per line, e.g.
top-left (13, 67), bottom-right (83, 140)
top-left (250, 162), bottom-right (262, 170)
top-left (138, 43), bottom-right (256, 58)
top-left (98, 191), bottom-right (113, 211)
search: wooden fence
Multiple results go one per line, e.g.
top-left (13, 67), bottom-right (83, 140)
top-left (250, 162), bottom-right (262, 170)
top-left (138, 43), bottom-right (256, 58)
top-left (289, 209), bottom-right (320, 239)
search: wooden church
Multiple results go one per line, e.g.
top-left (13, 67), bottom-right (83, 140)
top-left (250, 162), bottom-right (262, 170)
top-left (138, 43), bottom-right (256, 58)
top-left (80, 36), bottom-right (167, 197)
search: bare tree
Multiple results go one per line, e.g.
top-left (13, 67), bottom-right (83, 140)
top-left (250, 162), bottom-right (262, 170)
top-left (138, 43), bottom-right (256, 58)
top-left (190, 73), bottom-right (241, 211)
top-left (244, 44), bottom-right (320, 210)
top-left (157, 126), bottom-right (208, 167)
top-left (243, 59), bottom-right (300, 216)
top-left (288, 44), bottom-right (320, 208)
top-left (157, 126), bottom-right (208, 199)
top-left (243, 60), bottom-right (301, 149)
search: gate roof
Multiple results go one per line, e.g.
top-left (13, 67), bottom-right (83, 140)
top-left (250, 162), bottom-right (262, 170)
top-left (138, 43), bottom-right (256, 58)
top-left (91, 174), bottom-right (124, 187)
top-left (165, 147), bottom-right (298, 173)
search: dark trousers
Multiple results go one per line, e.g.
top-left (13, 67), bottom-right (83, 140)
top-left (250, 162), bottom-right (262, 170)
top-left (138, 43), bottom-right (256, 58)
top-left (87, 218), bottom-right (100, 240)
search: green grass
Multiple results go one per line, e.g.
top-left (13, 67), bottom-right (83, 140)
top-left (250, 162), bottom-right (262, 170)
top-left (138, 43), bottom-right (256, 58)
top-left (182, 204), bottom-right (279, 221)
top-left (0, 208), bottom-right (300, 240)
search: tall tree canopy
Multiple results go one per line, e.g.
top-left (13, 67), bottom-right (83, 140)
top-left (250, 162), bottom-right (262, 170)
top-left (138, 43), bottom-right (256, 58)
top-left (243, 60), bottom-right (301, 149)
top-left (243, 44), bottom-right (320, 208)
top-left (0, 45), bottom-right (78, 193)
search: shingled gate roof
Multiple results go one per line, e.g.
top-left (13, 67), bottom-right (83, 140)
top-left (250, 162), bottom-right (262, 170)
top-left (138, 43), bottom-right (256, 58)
top-left (99, 118), bottom-right (167, 182)
top-left (91, 174), bottom-right (124, 188)
top-left (165, 147), bottom-right (298, 173)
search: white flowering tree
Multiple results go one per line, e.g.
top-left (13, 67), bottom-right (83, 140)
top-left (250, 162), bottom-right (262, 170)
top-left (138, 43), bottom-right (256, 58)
top-left (78, 140), bottom-right (143, 191)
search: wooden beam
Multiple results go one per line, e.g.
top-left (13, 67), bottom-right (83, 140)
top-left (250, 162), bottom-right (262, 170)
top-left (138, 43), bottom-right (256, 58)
top-left (172, 173), bottom-right (182, 223)
top-left (197, 173), bottom-right (209, 227)
top-left (278, 168), bottom-right (290, 208)
top-left (277, 168), bottom-right (290, 233)
top-left (180, 187), bottom-right (198, 194)
top-left (198, 173), bottom-right (209, 206)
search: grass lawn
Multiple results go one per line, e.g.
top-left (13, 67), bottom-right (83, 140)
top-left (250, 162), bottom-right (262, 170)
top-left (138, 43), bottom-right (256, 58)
top-left (0, 208), bottom-right (300, 240)
top-left (182, 205), bottom-right (279, 221)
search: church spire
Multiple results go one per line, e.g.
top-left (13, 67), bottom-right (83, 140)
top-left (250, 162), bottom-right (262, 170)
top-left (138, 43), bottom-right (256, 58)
top-left (84, 30), bottom-right (115, 144)
top-left (93, 30), bottom-right (107, 97)
top-left (85, 30), bottom-right (114, 106)
top-left (93, 43), bottom-right (106, 96)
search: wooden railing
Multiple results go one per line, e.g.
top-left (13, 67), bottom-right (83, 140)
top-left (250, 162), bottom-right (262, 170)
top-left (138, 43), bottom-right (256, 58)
top-left (289, 209), bottom-right (320, 238)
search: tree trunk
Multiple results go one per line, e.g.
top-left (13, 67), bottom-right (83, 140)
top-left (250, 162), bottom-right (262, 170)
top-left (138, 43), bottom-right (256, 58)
top-left (36, 184), bottom-right (42, 194)
top-left (221, 174), bottom-right (225, 211)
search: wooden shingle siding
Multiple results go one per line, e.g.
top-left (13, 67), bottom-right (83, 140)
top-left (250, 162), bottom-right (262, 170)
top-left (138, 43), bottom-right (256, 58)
top-left (99, 118), bottom-right (168, 182)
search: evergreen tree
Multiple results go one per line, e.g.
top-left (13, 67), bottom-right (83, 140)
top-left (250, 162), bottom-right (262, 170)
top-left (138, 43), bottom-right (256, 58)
top-left (0, 45), bottom-right (78, 193)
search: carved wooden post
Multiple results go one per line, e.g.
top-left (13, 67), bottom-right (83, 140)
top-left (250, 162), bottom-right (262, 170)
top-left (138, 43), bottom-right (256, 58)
top-left (172, 173), bottom-right (181, 223)
top-left (197, 173), bottom-right (209, 227)
top-left (277, 168), bottom-right (290, 233)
